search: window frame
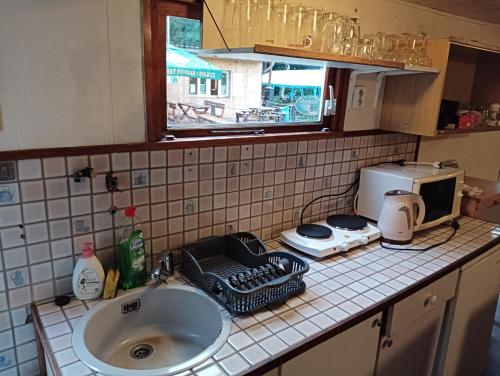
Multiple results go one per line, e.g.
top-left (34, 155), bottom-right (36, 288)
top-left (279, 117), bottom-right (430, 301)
top-left (143, 0), bottom-right (347, 142)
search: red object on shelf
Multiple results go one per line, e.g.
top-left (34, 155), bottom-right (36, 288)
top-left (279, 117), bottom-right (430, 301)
top-left (458, 114), bottom-right (473, 128)
top-left (458, 112), bottom-right (481, 129)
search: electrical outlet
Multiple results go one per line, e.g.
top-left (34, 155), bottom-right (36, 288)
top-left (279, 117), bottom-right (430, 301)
top-left (352, 86), bottom-right (365, 109)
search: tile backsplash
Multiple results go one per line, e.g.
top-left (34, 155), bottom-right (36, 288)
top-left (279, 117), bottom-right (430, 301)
top-left (0, 133), bottom-right (417, 375)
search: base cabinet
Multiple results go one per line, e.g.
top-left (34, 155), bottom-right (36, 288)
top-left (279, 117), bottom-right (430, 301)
top-left (262, 246), bottom-right (498, 376)
top-left (263, 369), bottom-right (279, 376)
top-left (441, 245), bottom-right (500, 376)
top-left (376, 304), bottom-right (447, 376)
top-left (375, 270), bottom-right (459, 376)
top-left (280, 313), bottom-right (382, 376)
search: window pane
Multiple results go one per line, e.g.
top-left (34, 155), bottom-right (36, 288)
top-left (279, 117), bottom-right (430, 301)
top-left (188, 78), bottom-right (197, 95)
top-left (166, 17), bottom-right (326, 130)
top-left (220, 72), bottom-right (228, 97)
top-left (200, 78), bottom-right (207, 95)
top-left (167, 16), bottom-right (201, 49)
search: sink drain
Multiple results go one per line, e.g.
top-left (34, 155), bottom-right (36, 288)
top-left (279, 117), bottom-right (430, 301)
top-left (130, 344), bottom-right (154, 360)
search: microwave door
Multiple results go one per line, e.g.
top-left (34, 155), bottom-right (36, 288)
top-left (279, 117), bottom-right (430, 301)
top-left (417, 177), bottom-right (457, 223)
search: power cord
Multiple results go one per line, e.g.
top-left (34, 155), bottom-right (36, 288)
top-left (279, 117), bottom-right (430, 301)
top-left (299, 177), bottom-right (360, 225)
top-left (299, 159), bottom-right (407, 225)
top-left (379, 220), bottom-right (460, 252)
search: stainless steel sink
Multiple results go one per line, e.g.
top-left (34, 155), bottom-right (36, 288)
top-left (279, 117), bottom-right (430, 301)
top-left (72, 285), bottom-right (231, 376)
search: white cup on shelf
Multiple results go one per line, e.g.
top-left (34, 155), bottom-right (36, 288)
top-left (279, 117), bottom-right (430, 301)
top-left (489, 102), bottom-right (500, 112)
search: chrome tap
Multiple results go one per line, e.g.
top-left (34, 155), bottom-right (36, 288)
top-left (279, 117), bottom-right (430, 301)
top-left (150, 251), bottom-right (174, 285)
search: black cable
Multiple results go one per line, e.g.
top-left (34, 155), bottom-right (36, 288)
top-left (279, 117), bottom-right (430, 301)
top-left (298, 160), bottom-right (407, 225)
top-left (203, 0), bottom-right (231, 51)
top-left (299, 177), bottom-right (359, 225)
top-left (379, 220), bottom-right (460, 252)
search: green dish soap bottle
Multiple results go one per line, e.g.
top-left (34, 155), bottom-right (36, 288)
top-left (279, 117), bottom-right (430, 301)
top-left (118, 207), bottom-right (147, 289)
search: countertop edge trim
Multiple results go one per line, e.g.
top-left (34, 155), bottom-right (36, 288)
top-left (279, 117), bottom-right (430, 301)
top-left (32, 303), bottom-right (63, 376)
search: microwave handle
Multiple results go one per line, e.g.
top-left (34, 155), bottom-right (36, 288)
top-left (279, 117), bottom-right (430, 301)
top-left (413, 195), bottom-right (426, 230)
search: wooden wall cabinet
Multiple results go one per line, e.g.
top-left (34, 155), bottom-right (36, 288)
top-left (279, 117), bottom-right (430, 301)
top-left (380, 38), bottom-right (500, 136)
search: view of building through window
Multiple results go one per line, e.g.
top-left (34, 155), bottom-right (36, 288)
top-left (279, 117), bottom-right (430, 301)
top-left (166, 17), bottom-right (326, 129)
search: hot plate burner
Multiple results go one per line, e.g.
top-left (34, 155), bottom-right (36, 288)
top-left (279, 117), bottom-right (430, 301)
top-left (326, 214), bottom-right (367, 230)
top-left (296, 224), bottom-right (332, 239)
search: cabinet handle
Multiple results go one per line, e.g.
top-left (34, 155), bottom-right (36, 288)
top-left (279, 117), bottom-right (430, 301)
top-left (424, 294), bottom-right (437, 307)
top-left (371, 318), bottom-right (381, 328)
top-left (382, 338), bottom-right (393, 348)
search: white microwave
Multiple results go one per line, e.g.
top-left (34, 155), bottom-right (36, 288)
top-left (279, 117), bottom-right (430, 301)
top-left (357, 164), bottom-right (464, 230)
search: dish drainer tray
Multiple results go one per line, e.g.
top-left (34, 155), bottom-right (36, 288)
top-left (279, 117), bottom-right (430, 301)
top-left (180, 232), bottom-right (309, 314)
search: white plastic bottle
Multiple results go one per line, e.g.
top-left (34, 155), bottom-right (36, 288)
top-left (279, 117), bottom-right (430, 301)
top-left (72, 242), bottom-right (105, 300)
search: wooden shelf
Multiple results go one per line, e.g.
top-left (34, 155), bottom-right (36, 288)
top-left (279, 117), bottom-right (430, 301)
top-left (199, 44), bottom-right (439, 75)
top-left (437, 126), bottom-right (500, 135)
top-left (387, 65), bottom-right (440, 75)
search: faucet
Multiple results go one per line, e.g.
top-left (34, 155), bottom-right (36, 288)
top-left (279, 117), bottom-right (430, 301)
top-left (150, 251), bottom-right (175, 285)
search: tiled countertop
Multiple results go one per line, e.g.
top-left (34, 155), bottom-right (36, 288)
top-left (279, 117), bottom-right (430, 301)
top-left (33, 217), bottom-right (500, 376)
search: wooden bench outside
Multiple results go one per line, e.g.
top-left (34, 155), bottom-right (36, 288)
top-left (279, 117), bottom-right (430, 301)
top-left (197, 113), bottom-right (232, 124)
top-left (167, 102), bottom-right (183, 122)
top-left (204, 100), bottom-right (226, 118)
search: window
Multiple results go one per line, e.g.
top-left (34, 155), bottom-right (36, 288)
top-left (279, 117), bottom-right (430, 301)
top-left (167, 16), bottom-right (201, 49)
top-left (187, 72), bottom-right (230, 98)
top-left (188, 77), bottom-right (197, 95)
top-left (199, 78), bottom-right (207, 95)
top-left (143, 0), bottom-right (344, 141)
top-left (165, 16), bottom-right (328, 130)
top-left (220, 72), bottom-right (228, 96)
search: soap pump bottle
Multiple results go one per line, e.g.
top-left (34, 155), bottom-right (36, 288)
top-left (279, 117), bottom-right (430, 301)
top-left (72, 242), bottom-right (105, 300)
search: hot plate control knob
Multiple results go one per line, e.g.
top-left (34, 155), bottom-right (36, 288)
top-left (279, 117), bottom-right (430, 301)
top-left (360, 236), bottom-right (369, 245)
top-left (340, 242), bottom-right (350, 252)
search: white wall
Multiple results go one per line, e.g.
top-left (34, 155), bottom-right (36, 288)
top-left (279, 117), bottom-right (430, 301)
top-left (203, 0), bottom-right (500, 48)
top-left (418, 133), bottom-right (500, 181)
top-left (0, 0), bottom-right (145, 151)
top-left (1, 0), bottom-right (500, 176)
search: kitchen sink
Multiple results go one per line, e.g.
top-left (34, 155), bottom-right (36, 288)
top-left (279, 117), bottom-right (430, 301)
top-left (72, 285), bottom-right (231, 376)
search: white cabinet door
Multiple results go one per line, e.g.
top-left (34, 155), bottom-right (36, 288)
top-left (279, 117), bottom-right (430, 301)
top-left (281, 313), bottom-right (382, 376)
top-left (376, 270), bottom-right (459, 376)
top-left (376, 304), bottom-right (447, 376)
top-left (441, 245), bottom-right (500, 376)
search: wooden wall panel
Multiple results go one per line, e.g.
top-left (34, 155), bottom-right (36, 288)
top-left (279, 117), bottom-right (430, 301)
top-left (470, 54), bottom-right (500, 105)
top-left (442, 58), bottom-right (477, 104)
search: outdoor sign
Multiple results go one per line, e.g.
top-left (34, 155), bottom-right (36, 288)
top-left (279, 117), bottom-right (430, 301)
top-left (295, 96), bottom-right (321, 116)
top-left (167, 67), bottom-right (221, 80)
top-left (166, 45), bottom-right (223, 80)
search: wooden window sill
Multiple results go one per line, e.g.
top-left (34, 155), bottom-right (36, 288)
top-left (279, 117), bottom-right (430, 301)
top-left (0, 129), bottom-right (394, 160)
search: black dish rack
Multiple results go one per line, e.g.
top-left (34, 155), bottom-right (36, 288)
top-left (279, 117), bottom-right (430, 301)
top-left (179, 232), bottom-right (309, 315)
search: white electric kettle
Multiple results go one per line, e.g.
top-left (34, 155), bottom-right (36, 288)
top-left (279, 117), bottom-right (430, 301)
top-left (377, 190), bottom-right (426, 244)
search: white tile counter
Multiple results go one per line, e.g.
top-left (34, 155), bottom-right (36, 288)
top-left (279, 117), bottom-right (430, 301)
top-left (33, 217), bottom-right (500, 376)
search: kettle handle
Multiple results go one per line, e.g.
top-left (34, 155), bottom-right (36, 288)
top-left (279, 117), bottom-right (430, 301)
top-left (413, 195), bottom-right (426, 230)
